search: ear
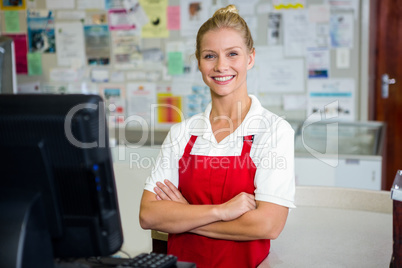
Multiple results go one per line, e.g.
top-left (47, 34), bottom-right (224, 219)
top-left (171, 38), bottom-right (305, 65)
top-left (247, 48), bottom-right (255, 71)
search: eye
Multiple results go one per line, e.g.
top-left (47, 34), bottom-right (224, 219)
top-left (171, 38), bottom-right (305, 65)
top-left (228, 51), bottom-right (238, 57)
top-left (204, 54), bottom-right (215, 59)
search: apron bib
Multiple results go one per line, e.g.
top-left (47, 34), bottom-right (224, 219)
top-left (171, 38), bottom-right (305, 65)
top-left (168, 135), bottom-right (270, 268)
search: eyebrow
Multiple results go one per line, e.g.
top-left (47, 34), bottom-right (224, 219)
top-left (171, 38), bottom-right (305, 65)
top-left (201, 46), bottom-right (242, 53)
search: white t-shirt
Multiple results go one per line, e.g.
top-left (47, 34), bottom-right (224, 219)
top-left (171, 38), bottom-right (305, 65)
top-left (144, 95), bottom-right (296, 208)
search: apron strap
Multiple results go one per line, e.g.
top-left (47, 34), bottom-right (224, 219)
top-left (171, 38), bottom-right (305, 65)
top-left (183, 135), bottom-right (198, 156)
top-left (241, 135), bottom-right (254, 156)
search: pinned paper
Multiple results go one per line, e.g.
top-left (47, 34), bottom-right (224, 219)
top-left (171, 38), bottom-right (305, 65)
top-left (46, 0), bottom-right (74, 9)
top-left (157, 93), bottom-right (182, 123)
top-left (27, 53), bottom-right (42, 75)
top-left (91, 69), bottom-right (109, 82)
top-left (273, 0), bottom-right (305, 10)
top-left (55, 22), bottom-right (86, 66)
top-left (140, 0), bottom-right (168, 38)
top-left (5, 34), bottom-right (28, 74)
top-left (167, 52), bottom-right (184, 75)
top-left (167, 6), bottom-right (180, 30)
top-left (17, 81), bottom-right (41, 93)
top-left (336, 48), bottom-right (350, 69)
top-left (308, 5), bottom-right (330, 23)
top-left (4, 11), bottom-right (20, 33)
top-left (1, 0), bottom-right (26, 10)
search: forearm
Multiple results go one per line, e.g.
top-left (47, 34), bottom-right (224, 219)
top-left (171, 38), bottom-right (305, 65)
top-left (139, 190), bottom-right (221, 234)
top-left (191, 202), bottom-right (288, 241)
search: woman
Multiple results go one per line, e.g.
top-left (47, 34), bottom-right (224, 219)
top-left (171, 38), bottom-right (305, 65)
top-left (139, 5), bottom-right (295, 268)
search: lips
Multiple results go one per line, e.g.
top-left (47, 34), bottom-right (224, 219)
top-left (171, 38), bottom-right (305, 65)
top-left (213, 75), bottom-right (234, 82)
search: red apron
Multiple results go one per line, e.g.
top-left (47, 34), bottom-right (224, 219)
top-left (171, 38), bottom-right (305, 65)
top-left (168, 135), bottom-right (270, 268)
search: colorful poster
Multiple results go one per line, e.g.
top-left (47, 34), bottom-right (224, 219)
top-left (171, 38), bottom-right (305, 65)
top-left (157, 92), bottom-right (182, 124)
top-left (0, 0), bottom-right (25, 10)
top-left (108, 9), bottom-right (136, 30)
top-left (306, 47), bottom-right (330, 78)
top-left (27, 10), bottom-right (56, 53)
top-left (139, 0), bottom-right (169, 38)
top-left (84, 25), bottom-right (111, 65)
top-left (4, 34), bottom-right (28, 74)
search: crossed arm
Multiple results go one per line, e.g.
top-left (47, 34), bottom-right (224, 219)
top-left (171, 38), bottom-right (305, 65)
top-left (139, 180), bottom-right (289, 241)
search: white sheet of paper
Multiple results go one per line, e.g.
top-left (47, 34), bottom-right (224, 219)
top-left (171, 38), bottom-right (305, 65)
top-left (91, 69), bottom-right (109, 82)
top-left (328, 0), bottom-right (359, 20)
top-left (46, 0), bottom-right (74, 9)
top-left (336, 48), bottom-right (350, 69)
top-left (180, 0), bottom-right (211, 37)
top-left (307, 78), bottom-right (355, 121)
top-left (257, 3), bottom-right (272, 14)
top-left (17, 81), bottom-right (41, 93)
top-left (77, 0), bottom-right (105, 10)
top-left (55, 23), bottom-right (86, 66)
top-left (283, 9), bottom-right (309, 57)
top-left (232, 0), bottom-right (258, 16)
top-left (57, 11), bottom-right (85, 20)
top-left (308, 4), bottom-right (330, 23)
top-left (50, 68), bottom-right (84, 82)
top-left (260, 59), bottom-right (305, 93)
top-left (307, 23), bottom-right (330, 48)
top-left (110, 71), bottom-right (125, 82)
top-left (126, 82), bottom-right (156, 126)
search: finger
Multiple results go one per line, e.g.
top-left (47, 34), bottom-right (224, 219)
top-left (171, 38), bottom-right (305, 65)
top-left (164, 180), bottom-right (182, 199)
top-left (156, 181), bottom-right (177, 201)
top-left (154, 186), bottom-right (171, 201)
top-left (156, 195), bottom-right (162, 200)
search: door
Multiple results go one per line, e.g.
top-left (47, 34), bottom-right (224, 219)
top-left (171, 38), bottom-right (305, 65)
top-left (370, 0), bottom-right (402, 190)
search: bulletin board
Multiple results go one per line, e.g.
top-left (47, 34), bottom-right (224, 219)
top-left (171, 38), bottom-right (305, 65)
top-left (0, 0), bottom-right (369, 130)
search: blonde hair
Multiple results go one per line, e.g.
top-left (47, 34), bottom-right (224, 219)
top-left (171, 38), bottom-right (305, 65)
top-left (195, 5), bottom-right (254, 61)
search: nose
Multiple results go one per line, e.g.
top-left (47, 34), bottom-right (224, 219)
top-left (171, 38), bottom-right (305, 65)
top-left (214, 57), bottom-right (228, 72)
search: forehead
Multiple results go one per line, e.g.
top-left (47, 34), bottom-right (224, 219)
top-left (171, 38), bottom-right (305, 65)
top-left (200, 28), bottom-right (246, 51)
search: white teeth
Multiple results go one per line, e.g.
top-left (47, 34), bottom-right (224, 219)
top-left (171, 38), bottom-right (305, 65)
top-left (214, 76), bottom-right (234, 82)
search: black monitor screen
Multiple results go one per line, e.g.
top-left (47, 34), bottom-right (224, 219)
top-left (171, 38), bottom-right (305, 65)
top-left (0, 94), bottom-right (123, 267)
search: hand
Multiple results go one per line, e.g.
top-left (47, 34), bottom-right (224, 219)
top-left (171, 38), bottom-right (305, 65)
top-left (154, 180), bottom-right (189, 205)
top-left (218, 192), bottom-right (256, 221)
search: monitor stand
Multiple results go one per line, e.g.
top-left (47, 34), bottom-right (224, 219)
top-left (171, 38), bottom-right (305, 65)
top-left (0, 189), bottom-right (54, 268)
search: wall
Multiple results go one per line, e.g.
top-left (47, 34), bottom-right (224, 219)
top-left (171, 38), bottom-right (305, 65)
top-left (0, 0), bottom-right (370, 124)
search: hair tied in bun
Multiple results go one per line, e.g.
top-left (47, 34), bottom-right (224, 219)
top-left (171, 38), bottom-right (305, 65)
top-left (213, 4), bottom-right (239, 17)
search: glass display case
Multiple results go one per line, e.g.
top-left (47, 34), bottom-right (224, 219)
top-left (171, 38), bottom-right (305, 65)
top-left (290, 120), bottom-right (385, 190)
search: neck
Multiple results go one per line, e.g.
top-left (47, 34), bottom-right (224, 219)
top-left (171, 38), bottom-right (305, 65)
top-left (209, 93), bottom-right (251, 122)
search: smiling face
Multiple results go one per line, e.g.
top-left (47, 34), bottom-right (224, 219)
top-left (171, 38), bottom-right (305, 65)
top-left (198, 28), bottom-right (255, 98)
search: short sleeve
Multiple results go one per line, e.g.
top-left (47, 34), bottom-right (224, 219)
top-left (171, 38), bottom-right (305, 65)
top-left (143, 126), bottom-right (182, 194)
top-left (252, 120), bottom-right (296, 208)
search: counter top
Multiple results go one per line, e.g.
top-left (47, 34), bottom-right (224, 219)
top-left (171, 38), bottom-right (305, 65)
top-left (267, 187), bottom-right (392, 267)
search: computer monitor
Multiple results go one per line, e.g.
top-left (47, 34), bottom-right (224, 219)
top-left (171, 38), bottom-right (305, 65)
top-left (0, 94), bottom-right (123, 268)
